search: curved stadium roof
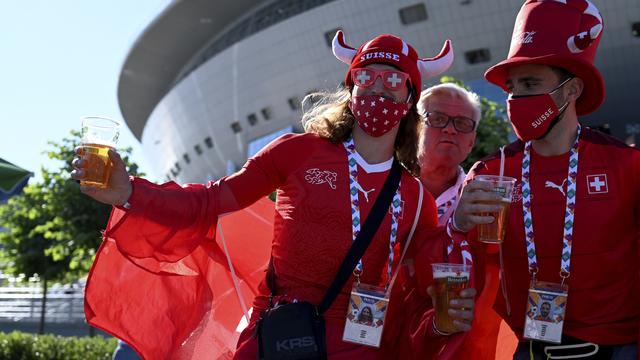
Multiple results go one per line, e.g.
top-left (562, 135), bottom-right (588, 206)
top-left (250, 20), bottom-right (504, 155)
top-left (118, 0), bottom-right (262, 140)
top-left (118, 0), bottom-right (334, 140)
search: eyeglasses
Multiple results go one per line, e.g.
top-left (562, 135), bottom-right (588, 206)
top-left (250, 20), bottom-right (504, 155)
top-left (424, 111), bottom-right (476, 133)
top-left (350, 68), bottom-right (411, 91)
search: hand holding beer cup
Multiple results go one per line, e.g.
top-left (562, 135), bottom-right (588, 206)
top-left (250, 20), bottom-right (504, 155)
top-left (428, 263), bottom-right (476, 334)
top-left (453, 175), bottom-right (516, 240)
top-left (71, 116), bottom-right (132, 206)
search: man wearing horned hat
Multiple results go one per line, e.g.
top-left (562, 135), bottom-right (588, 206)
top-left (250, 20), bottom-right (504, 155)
top-left (451, 1), bottom-right (639, 358)
top-left (72, 31), bottom-right (476, 359)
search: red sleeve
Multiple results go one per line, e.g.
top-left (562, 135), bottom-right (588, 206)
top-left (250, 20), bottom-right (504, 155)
top-left (385, 161), bottom-right (502, 359)
top-left (460, 160), bottom-right (495, 294)
top-left (382, 186), bottom-right (462, 359)
top-left (400, 225), bottom-right (450, 359)
top-left (107, 133), bottom-right (306, 263)
top-left (452, 159), bottom-right (515, 359)
top-left (405, 182), bottom-right (440, 300)
top-left (420, 183), bottom-right (439, 229)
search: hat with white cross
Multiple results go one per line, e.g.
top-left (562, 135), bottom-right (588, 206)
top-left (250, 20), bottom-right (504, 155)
top-left (332, 31), bottom-right (454, 97)
top-left (484, 0), bottom-right (605, 115)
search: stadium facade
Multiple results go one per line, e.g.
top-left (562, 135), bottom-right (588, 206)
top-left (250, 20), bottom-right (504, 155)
top-left (118, 0), bottom-right (640, 183)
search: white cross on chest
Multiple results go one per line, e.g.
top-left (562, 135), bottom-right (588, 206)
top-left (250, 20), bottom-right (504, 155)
top-left (589, 177), bottom-right (605, 191)
top-left (386, 73), bottom-right (402, 87)
top-left (356, 71), bottom-right (371, 84)
top-left (587, 174), bottom-right (608, 194)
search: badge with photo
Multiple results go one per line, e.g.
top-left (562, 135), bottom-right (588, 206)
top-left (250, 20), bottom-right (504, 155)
top-left (523, 281), bottom-right (568, 343)
top-left (343, 284), bottom-right (389, 347)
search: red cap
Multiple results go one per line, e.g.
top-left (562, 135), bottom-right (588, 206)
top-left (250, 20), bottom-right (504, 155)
top-left (332, 31), bottom-right (454, 97)
top-left (484, 0), bottom-right (605, 115)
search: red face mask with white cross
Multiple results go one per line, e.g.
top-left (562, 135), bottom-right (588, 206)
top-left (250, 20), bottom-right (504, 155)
top-left (349, 95), bottom-right (409, 137)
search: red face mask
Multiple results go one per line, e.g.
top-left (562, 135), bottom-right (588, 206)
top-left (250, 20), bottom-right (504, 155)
top-left (507, 78), bottom-right (571, 141)
top-left (349, 95), bottom-right (410, 137)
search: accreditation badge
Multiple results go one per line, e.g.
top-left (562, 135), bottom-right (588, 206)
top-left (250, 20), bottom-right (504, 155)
top-left (342, 283), bottom-right (389, 347)
top-left (523, 281), bottom-right (568, 343)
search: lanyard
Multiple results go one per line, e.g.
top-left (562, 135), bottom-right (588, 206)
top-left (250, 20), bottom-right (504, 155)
top-left (344, 137), bottom-right (401, 286)
top-left (521, 126), bottom-right (581, 283)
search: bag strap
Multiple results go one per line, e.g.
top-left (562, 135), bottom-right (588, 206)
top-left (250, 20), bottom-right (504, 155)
top-left (266, 259), bottom-right (276, 307)
top-left (317, 158), bottom-right (402, 314)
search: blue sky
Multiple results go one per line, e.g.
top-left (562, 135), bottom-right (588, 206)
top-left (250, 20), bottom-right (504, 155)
top-left (1, 1), bottom-right (172, 182)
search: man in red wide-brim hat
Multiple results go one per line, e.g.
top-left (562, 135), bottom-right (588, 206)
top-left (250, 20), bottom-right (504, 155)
top-left (450, 0), bottom-right (640, 358)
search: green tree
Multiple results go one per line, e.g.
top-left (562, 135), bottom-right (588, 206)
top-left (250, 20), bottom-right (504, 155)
top-left (0, 130), bottom-right (143, 333)
top-left (438, 76), bottom-right (512, 171)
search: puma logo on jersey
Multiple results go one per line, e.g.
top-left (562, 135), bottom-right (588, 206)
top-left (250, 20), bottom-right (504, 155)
top-left (354, 182), bottom-right (375, 202)
top-left (545, 179), bottom-right (567, 196)
top-left (305, 168), bottom-right (337, 189)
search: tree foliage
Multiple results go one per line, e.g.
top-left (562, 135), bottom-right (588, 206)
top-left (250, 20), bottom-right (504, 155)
top-left (438, 76), bottom-right (512, 171)
top-left (0, 130), bottom-right (143, 284)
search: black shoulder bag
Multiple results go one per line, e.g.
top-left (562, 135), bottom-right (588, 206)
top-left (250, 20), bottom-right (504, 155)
top-left (255, 159), bottom-right (402, 360)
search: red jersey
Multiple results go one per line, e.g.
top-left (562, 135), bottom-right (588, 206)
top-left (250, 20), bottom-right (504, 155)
top-left (469, 128), bottom-right (640, 345)
top-left (88, 133), bottom-right (449, 359)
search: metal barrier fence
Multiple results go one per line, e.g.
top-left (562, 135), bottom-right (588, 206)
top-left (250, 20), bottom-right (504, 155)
top-left (0, 286), bottom-right (85, 324)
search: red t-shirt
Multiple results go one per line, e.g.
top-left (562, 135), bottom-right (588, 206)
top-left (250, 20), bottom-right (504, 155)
top-left (237, 133), bottom-right (436, 321)
top-left (469, 128), bottom-right (640, 345)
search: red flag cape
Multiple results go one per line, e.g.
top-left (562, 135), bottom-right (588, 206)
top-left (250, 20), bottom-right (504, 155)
top-left (85, 197), bottom-right (275, 359)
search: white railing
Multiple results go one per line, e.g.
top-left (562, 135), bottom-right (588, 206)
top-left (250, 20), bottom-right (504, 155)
top-left (0, 287), bottom-right (85, 323)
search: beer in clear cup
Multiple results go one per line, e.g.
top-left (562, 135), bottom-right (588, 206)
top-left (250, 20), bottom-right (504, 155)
top-left (475, 175), bottom-right (516, 244)
top-left (432, 263), bottom-right (471, 334)
top-left (79, 116), bottom-right (121, 188)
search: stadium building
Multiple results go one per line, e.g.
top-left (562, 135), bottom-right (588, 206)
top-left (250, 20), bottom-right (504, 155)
top-left (118, 0), bottom-right (640, 183)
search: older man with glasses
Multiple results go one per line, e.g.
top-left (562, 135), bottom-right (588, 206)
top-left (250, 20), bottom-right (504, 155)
top-left (417, 83), bottom-right (480, 227)
top-left (387, 83), bottom-right (483, 359)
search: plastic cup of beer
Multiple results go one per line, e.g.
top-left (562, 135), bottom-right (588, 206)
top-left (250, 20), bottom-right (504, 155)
top-left (432, 263), bottom-right (470, 334)
top-left (79, 116), bottom-right (121, 188)
top-left (475, 175), bottom-right (516, 244)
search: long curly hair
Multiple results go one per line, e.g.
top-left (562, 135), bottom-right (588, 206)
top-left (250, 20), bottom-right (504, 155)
top-left (302, 88), bottom-right (422, 176)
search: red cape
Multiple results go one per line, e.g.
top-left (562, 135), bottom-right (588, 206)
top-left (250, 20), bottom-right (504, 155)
top-left (85, 197), bottom-right (274, 359)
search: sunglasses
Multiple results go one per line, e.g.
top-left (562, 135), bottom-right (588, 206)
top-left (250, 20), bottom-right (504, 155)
top-left (350, 68), bottom-right (411, 91)
top-left (424, 111), bottom-right (476, 133)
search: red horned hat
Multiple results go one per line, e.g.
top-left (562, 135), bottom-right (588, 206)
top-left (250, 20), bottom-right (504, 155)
top-left (332, 31), bottom-right (454, 97)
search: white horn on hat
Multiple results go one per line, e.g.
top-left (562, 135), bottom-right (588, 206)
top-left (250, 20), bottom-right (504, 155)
top-left (567, 0), bottom-right (603, 53)
top-left (417, 39), bottom-right (454, 79)
top-left (332, 30), bottom-right (357, 65)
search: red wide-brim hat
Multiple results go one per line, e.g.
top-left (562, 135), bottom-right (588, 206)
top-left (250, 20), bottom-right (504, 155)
top-left (485, 0), bottom-right (605, 116)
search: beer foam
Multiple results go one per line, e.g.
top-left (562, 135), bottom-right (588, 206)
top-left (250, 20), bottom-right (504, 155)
top-left (433, 271), bottom-right (470, 279)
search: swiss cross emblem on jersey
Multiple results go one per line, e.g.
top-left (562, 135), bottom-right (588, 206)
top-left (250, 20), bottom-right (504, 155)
top-left (586, 174), bottom-right (608, 194)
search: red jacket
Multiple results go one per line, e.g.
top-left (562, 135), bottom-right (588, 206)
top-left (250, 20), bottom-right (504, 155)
top-left (468, 128), bottom-right (640, 345)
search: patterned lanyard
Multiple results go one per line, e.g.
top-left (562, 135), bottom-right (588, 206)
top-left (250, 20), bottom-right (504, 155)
top-left (437, 197), bottom-right (456, 218)
top-left (522, 126), bottom-right (581, 282)
top-left (344, 137), bottom-right (401, 285)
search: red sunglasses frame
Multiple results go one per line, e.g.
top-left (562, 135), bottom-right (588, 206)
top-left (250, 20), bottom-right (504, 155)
top-left (350, 68), bottom-right (411, 91)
